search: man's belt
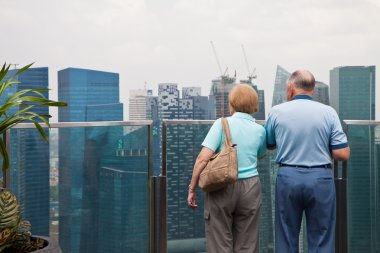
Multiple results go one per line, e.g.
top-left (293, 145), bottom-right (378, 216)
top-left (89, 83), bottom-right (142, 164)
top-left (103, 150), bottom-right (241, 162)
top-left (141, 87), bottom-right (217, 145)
top-left (279, 163), bottom-right (332, 169)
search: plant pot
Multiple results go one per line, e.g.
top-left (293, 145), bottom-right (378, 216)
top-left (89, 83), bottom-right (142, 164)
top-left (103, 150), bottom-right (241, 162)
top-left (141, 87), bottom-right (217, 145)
top-left (2, 236), bottom-right (62, 253)
top-left (30, 236), bottom-right (61, 253)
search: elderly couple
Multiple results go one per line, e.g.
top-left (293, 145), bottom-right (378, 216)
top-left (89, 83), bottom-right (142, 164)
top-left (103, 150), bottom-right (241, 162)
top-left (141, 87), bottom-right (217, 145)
top-left (187, 69), bottom-right (350, 253)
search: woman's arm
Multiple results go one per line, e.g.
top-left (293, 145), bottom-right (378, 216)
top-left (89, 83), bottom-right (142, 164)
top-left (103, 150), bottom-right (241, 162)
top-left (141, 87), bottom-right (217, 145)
top-left (187, 147), bottom-right (214, 209)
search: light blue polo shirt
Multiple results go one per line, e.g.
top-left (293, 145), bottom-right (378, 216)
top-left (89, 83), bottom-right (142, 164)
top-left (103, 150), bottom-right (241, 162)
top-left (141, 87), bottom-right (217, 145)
top-left (265, 94), bottom-right (348, 166)
top-left (202, 112), bottom-right (266, 179)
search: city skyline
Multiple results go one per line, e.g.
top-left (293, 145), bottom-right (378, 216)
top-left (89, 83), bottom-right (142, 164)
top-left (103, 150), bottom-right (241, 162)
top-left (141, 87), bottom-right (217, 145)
top-left (5, 64), bottom-right (378, 121)
top-left (2, 0), bottom-right (380, 120)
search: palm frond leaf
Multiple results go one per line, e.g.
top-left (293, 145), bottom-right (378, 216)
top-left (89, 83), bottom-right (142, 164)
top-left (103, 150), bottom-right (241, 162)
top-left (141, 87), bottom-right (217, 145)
top-left (0, 62), bottom-right (67, 172)
top-left (14, 62), bottom-right (34, 76)
top-left (0, 138), bottom-right (9, 171)
top-left (0, 64), bottom-right (11, 82)
top-left (6, 88), bottom-right (48, 103)
top-left (0, 79), bottom-right (20, 98)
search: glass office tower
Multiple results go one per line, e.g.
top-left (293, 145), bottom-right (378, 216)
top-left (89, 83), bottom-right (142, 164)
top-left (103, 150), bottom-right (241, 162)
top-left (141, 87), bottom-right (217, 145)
top-left (58, 68), bottom-right (123, 253)
top-left (3, 67), bottom-right (50, 236)
top-left (209, 76), bottom-right (236, 118)
top-left (313, 81), bottom-right (329, 105)
top-left (272, 65), bottom-right (291, 106)
top-left (330, 66), bottom-right (376, 120)
top-left (330, 65), bottom-right (377, 252)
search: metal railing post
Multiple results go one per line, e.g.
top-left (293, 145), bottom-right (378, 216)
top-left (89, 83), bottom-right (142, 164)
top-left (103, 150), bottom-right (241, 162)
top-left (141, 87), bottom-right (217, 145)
top-left (149, 122), bottom-right (168, 253)
top-left (334, 160), bottom-right (348, 253)
top-left (152, 175), bottom-right (167, 253)
top-left (334, 121), bottom-right (348, 253)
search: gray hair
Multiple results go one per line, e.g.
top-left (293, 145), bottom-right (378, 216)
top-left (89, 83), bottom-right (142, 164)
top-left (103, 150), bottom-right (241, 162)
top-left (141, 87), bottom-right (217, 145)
top-left (286, 70), bottom-right (315, 91)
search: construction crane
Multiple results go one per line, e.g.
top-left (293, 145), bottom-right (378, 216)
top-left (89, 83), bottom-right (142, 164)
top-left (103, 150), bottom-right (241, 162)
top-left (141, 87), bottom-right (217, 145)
top-left (241, 44), bottom-right (257, 84)
top-left (210, 41), bottom-right (228, 117)
top-left (10, 63), bottom-right (19, 70)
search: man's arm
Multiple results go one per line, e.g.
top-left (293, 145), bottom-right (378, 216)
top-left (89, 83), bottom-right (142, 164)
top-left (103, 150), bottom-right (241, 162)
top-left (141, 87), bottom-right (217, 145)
top-left (264, 112), bottom-right (277, 150)
top-left (330, 109), bottom-right (350, 161)
top-left (332, 146), bottom-right (350, 161)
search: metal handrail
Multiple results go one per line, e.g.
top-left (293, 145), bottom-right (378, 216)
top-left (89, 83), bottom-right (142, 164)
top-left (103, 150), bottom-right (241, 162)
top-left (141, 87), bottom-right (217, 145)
top-left (163, 119), bottom-right (380, 126)
top-left (163, 119), bottom-right (266, 125)
top-left (11, 120), bottom-right (153, 128)
top-left (343, 120), bottom-right (380, 125)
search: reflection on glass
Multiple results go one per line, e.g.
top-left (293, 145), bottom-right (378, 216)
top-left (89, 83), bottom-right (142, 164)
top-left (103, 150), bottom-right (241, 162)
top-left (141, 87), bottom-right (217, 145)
top-left (347, 125), bottom-right (380, 252)
top-left (10, 128), bottom-right (50, 236)
top-left (10, 125), bottom-right (150, 253)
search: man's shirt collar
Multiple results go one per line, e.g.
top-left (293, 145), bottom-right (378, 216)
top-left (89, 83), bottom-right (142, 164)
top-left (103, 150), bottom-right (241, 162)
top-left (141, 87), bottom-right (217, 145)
top-left (293, 94), bottom-right (312, 100)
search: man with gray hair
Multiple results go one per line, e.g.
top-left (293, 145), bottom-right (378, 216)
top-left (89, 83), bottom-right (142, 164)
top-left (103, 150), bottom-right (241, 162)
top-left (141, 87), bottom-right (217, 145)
top-left (265, 70), bottom-right (350, 253)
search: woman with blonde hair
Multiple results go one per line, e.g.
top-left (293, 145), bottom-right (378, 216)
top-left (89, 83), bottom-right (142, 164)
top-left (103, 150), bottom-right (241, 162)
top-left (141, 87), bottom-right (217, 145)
top-left (187, 83), bottom-right (266, 253)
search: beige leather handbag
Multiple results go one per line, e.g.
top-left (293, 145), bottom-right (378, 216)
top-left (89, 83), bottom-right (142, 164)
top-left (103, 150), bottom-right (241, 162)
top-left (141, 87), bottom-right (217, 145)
top-left (199, 118), bottom-right (238, 192)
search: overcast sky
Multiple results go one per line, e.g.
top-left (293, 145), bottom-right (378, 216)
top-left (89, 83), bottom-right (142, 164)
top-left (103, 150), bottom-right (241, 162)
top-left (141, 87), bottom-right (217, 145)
top-left (1, 0), bottom-right (379, 120)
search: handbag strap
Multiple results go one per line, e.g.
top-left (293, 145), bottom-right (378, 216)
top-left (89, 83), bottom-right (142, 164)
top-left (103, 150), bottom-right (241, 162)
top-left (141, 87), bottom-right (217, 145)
top-left (221, 117), bottom-right (233, 147)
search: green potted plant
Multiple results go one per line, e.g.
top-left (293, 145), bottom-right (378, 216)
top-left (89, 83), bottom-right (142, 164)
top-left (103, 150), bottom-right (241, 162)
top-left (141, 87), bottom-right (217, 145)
top-left (0, 63), bottom-right (67, 252)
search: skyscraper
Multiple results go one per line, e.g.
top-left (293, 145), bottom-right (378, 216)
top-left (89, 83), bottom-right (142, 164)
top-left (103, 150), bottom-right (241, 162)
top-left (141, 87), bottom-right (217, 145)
top-left (313, 81), bottom-right (329, 105)
top-left (330, 65), bottom-right (377, 252)
top-left (209, 76), bottom-right (236, 118)
top-left (182, 87), bottom-right (201, 98)
top-left (182, 87), bottom-right (209, 120)
top-left (330, 66), bottom-right (375, 120)
top-left (147, 95), bottom-right (159, 121)
top-left (58, 67), bottom-right (123, 253)
top-left (272, 65), bottom-right (291, 106)
top-left (129, 88), bottom-right (148, 120)
top-left (3, 67), bottom-right (50, 236)
top-left (158, 83), bottom-right (180, 119)
top-left (256, 88), bottom-right (266, 120)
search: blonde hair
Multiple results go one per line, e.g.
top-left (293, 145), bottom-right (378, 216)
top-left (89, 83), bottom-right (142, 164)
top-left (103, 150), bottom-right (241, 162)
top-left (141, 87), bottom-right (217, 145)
top-left (228, 83), bottom-right (259, 114)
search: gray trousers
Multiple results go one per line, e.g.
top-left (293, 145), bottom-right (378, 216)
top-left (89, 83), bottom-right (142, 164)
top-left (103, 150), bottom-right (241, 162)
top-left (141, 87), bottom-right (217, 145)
top-left (204, 176), bottom-right (261, 253)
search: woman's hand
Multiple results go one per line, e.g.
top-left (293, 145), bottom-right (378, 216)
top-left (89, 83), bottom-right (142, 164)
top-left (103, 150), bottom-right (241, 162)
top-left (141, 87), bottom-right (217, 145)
top-left (187, 147), bottom-right (214, 209)
top-left (187, 190), bottom-right (198, 209)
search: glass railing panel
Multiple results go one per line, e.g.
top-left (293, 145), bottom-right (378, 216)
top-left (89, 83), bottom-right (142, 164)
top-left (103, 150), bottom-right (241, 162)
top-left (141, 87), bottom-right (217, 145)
top-left (9, 128), bottom-right (50, 236)
top-left (164, 121), bottom-right (278, 253)
top-left (257, 149), bottom-right (277, 253)
top-left (9, 124), bottom-right (151, 253)
top-left (346, 124), bottom-right (380, 253)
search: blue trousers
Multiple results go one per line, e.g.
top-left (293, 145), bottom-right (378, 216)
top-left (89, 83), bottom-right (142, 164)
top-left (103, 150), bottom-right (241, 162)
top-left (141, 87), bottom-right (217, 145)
top-left (275, 167), bottom-right (336, 253)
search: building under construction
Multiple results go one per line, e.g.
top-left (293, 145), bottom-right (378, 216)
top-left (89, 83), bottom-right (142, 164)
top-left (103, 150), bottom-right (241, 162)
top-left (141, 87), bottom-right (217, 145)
top-left (209, 76), bottom-right (236, 119)
top-left (209, 76), bottom-right (266, 120)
